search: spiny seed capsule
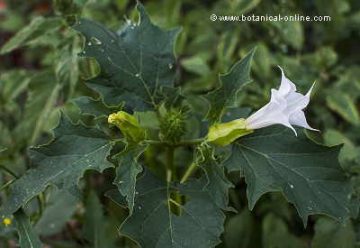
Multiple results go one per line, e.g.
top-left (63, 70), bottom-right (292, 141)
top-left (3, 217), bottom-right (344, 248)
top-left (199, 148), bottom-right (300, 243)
top-left (160, 108), bottom-right (187, 143)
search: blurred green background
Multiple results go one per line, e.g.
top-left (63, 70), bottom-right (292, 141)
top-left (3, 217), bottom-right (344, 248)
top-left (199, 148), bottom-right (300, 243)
top-left (0, 0), bottom-right (359, 247)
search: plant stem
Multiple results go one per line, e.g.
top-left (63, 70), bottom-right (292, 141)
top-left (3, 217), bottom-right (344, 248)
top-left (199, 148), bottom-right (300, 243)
top-left (145, 138), bottom-right (204, 147)
top-left (176, 138), bottom-right (204, 146)
top-left (166, 146), bottom-right (176, 180)
top-left (180, 162), bottom-right (198, 184)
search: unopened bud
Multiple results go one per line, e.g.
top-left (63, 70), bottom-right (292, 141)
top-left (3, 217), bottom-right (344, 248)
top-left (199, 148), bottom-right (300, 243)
top-left (108, 111), bottom-right (146, 143)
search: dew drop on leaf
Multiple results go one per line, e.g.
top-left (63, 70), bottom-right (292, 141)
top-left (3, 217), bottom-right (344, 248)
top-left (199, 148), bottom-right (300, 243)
top-left (135, 73), bottom-right (140, 78)
top-left (90, 37), bottom-right (102, 45)
top-left (168, 63), bottom-right (173, 69)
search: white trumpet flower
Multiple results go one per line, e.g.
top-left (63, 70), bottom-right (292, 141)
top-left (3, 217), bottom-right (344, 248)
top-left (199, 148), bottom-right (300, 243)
top-left (245, 66), bottom-right (318, 135)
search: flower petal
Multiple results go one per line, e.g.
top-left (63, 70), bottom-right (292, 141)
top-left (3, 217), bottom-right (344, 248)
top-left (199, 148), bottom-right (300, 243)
top-left (277, 66), bottom-right (296, 96)
top-left (245, 67), bottom-right (318, 135)
top-left (289, 110), bottom-right (319, 131)
top-left (306, 81), bottom-right (316, 98)
top-left (246, 100), bottom-right (292, 131)
top-left (285, 91), bottom-right (310, 113)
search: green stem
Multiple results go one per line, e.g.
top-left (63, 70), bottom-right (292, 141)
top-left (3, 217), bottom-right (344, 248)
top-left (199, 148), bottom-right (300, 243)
top-left (180, 162), bottom-right (198, 184)
top-left (176, 139), bottom-right (204, 146)
top-left (145, 138), bottom-right (204, 147)
top-left (166, 146), bottom-right (176, 180)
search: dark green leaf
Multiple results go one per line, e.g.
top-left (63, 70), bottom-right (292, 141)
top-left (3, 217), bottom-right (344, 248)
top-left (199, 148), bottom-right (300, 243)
top-left (114, 144), bottom-right (147, 213)
top-left (206, 48), bottom-right (255, 122)
top-left (200, 160), bottom-right (232, 210)
top-left (73, 4), bottom-right (180, 110)
top-left (120, 169), bottom-right (225, 248)
top-left (1, 115), bottom-right (113, 215)
top-left (224, 126), bottom-right (354, 224)
top-left (72, 96), bottom-right (119, 118)
top-left (14, 210), bottom-right (42, 248)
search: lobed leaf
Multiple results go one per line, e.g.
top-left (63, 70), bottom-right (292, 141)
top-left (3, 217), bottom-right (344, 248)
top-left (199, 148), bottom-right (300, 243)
top-left (114, 144), bottom-right (147, 213)
top-left (73, 4), bottom-right (180, 110)
top-left (206, 48), bottom-right (255, 122)
top-left (14, 210), bottom-right (42, 248)
top-left (1, 115), bottom-right (113, 215)
top-left (224, 126), bottom-right (356, 224)
top-left (72, 96), bottom-right (119, 118)
top-left (119, 169), bottom-right (227, 248)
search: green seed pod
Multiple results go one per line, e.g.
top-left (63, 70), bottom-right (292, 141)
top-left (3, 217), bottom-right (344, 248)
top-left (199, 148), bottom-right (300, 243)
top-left (159, 107), bottom-right (187, 143)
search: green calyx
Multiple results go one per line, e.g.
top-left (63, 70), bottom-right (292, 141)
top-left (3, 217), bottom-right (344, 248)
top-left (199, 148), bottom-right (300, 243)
top-left (108, 111), bottom-right (146, 143)
top-left (207, 118), bottom-right (253, 146)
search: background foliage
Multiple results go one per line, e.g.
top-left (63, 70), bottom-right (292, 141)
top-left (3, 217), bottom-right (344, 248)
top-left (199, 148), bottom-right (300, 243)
top-left (0, 0), bottom-right (359, 247)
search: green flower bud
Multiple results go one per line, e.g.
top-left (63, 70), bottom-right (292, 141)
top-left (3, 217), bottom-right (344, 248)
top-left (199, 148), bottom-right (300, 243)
top-left (207, 118), bottom-right (253, 146)
top-left (108, 111), bottom-right (146, 143)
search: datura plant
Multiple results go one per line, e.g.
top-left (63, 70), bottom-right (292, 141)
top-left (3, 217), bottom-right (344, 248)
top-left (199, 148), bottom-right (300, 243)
top-left (0, 3), bottom-right (358, 248)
